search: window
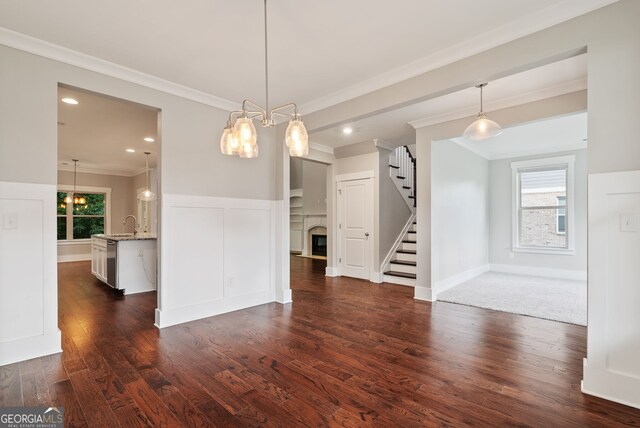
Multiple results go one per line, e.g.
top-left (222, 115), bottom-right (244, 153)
top-left (57, 192), bottom-right (106, 240)
top-left (511, 155), bottom-right (575, 254)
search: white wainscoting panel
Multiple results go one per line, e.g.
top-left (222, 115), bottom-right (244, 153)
top-left (169, 206), bottom-right (224, 308)
top-left (582, 170), bottom-right (640, 410)
top-left (224, 208), bottom-right (271, 298)
top-left (156, 194), bottom-right (277, 328)
top-left (0, 182), bottom-right (61, 366)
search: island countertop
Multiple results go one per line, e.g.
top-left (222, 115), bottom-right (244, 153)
top-left (91, 233), bottom-right (157, 241)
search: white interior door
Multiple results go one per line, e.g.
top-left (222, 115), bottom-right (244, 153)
top-left (338, 178), bottom-right (372, 280)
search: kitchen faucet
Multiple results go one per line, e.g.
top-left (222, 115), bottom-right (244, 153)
top-left (123, 215), bottom-right (139, 235)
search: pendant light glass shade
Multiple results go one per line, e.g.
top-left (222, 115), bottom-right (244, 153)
top-left (233, 117), bottom-right (257, 151)
top-left (463, 113), bottom-right (503, 141)
top-left (220, 124), bottom-right (239, 155)
top-left (137, 152), bottom-right (156, 201)
top-left (464, 83), bottom-right (503, 141)
top-left (138, 188), bottom-right (156, 201)
top-left (285, 119), bottom-right (309, 157)
top-left (239, 141), bottom-right (259, 158)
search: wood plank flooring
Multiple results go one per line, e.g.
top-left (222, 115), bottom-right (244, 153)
top-left (1, 257), bottom-right (639, 426)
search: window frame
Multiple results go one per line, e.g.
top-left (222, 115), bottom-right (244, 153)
top-left (57, 185), bottom-right (112, 243)
top-left (511, 155), bottom-right (575, 255)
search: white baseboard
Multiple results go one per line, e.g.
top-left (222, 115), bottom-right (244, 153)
top-left (0, 329), bottom-right (62, 366)
top-left (155, 291), bottom-right (275, 328)
top-left (57, 253), bottom-right (91, 263)
top-left (276, 289), bottom-right (292, 304)
top-left (370, 271), bottom-right (384, 283)
top-left (325, 266), bottom-right (339, 277)
top-left (434, 264), bottom-right (490, 296)
top-left (414, 286), bottom-right (434, 302)
top-left (490, 263), bottom-right (587, 281)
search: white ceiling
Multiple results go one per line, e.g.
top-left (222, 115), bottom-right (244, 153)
top-left (309, 54), bottom-right (587, 149)
top-left (0, 0), bottom-right (615, 113)
top-left (449, 111), bottom-right (588, 160)
top-left (58, 87), bottom-right (158, 176)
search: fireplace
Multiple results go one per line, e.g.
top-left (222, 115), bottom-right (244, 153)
top-left (311, 234), bottom-right (327, 257)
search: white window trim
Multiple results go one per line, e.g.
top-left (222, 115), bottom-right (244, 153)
top-left (57, 185), bottom-right (112, 243)
top-left (511, 155), bottom-right (575, 255)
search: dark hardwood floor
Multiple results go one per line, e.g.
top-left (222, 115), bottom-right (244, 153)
top-left (1, 257), bottom-right (639, 427)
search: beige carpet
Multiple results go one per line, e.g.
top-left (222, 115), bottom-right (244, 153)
top-left (438, 272), bottom-right (587, 326)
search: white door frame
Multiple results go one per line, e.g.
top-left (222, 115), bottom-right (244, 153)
top-left (336, 170), bottom-right (375, 280)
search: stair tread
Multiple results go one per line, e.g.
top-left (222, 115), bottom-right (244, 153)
top-left (402, 240), bottom-right (417, 243)
top-left (407, 231), bottom-right (416, 234)
top-left (384, 271), bottom-right (417, 279)
top-left (408, 196), bottom-right (415, 199)
top-left (396, 249), bottom-right (416, 254)
top-left (397, 176), bottom-right (406, 179)
top-left (389, 164), bottom-right (400, 169)
top-left (402, 186), bottom-right (411, 189)
top-left (390, 260), bottom-right (416, 266)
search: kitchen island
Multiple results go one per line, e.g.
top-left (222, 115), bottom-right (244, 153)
top-left (91, 234), bottom-right (157, 294)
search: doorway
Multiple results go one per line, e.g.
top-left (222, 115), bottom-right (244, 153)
top-left (56, 84), bottom-right (161, 321)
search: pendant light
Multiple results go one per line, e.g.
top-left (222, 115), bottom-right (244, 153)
top-left (64, 159), bottom-right (87, 205)
top-left (219, 0), bottom-right (309, 158)
top-left (137, 152), bottom-right (156, 201)
top-left (463, 83), bottom-right (503, 141)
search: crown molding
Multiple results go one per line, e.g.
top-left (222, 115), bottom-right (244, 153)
top-left (298, 0), bottom-right (616, 114)
top-left (309, 142), bottom-right (334, 155)
top-left (450, 139), bottom-right (587, 161)
top-left (0, 27), bottom-right (240, 112)
top-left (409, 78), bottom-right (587, 129)
top-left (57, 164), bottom-right (140, 177)
top-left (373, 138), bottom-right (397, 152)
top-left (0, 0), bottom-right (614, 117)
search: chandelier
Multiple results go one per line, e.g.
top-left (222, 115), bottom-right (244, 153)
top-left (219, 0), bottom-right (309, 158)
top-left (64, 159), bottom-right (87, 206)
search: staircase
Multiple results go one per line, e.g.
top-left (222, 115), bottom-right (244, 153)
top-left (383, 220), bottom-right (417, 286)
top-left (383, 146), bottom-right (417, 286)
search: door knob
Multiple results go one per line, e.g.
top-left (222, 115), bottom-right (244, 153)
top-left (365, 232), bottom-right (369, 237)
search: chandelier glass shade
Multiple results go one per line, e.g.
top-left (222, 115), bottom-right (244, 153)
top-left (219, 0), bottom-right (309, 159)
top-left (463, 83), bottom-right (503, 141)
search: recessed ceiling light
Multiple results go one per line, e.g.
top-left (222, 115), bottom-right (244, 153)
top-left (61, 98), bottom-right (78, 105)
top-left (126, 149), bottom-right (136, 153)
top-left (342, 127), bottom-right (353, 135)
top-left (144, 137), bottom-right (155, 142)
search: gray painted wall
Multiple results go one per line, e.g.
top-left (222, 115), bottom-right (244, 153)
top-left (290, 158), bottom-right (303, 190)
top-left (489, 149), bottom-right (587, 272)
top-left (432, 141), bottom-right (489, 282)
top-left (302, 160), bottom-right (327, 215)
top-left (0, 44), bottom-right (277, 200)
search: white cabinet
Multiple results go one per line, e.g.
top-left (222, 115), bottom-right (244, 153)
top-left (91, 238), bottom-right (107, 282)
top-left (91, 236), bottom-right (157, 294)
